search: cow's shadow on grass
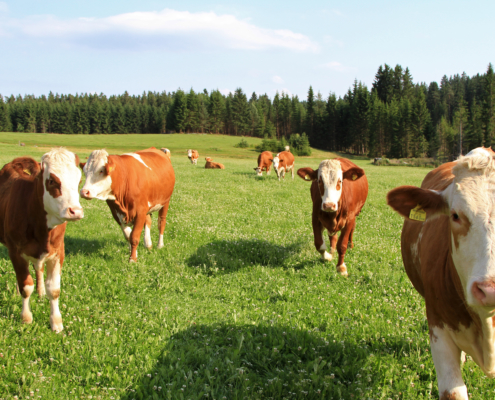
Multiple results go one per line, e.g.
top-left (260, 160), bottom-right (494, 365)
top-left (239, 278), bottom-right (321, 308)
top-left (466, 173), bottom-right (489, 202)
top-left (64, 237), bottom-right (106, 255)
top-left (120, 323), bottom-right (433, 400)
top-left (185, 239), bottom-right (305, 274)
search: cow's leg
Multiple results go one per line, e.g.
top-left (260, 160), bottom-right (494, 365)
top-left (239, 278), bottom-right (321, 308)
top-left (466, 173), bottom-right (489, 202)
top-left (291, 166), bottom-right (294, 180)
top-left (45, 254), bottom-right (64, 332)
top-left (313, 217), bottom-right (332, 261)
top-left (329, 233), bottom-right (338, 257)
top-left (34, 261), bottom-right (45, 297)
top-left (144, 214), bottom-right (152, 249)
top-left (336, 224), bottom-right (353, 276)
top-left (430, 327), bottom-right (468, 400)
top-left (267, 165), bottom-right (271, 175)
top-left (129, 213), bottom-right (146, 262)
top-left (348, 219), bottom-right (356, 249)
top-left (157, 201), bottom-right (170, 249)
top-left (11, 251), bottom-right (34, 324)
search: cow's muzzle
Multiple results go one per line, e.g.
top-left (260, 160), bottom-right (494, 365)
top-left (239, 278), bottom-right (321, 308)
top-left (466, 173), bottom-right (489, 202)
top-left (471, 280), bottom-right (495, 308)
top-left (80, 189), bottom-right (93, 200)
top-left (322, 202), bottom-right (338, 212)
top-left (64, 206), bottom-right (84, 221)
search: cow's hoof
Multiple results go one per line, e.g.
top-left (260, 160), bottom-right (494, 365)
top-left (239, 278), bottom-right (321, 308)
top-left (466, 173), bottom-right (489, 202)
top-left (21, 311), bottom-right (33, 324)
top-left (336, 264), bottom-right (348, 276)
top-left (321, 251), bottom-right (332, 261)
top-left (129, 258), bottom-right (137, 263)
top-left (157, 243), bottom-right (164, 249)
top-left (50, 316), bottom-right (63, 333)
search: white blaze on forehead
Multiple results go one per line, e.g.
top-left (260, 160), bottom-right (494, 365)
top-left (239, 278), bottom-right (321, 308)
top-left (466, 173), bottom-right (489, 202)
top-left (272, 155), bottom-right (280, 169)
top-left (318, 159), bottom-right (343, 210)
top-left (81, 149), bottom-right (115, 201)
top-left (123, 153), bottom-right (151, 169)
top-left (448, 151), bottom-right (495, 309)
top-left (41, 148), bottom-right (83, 228)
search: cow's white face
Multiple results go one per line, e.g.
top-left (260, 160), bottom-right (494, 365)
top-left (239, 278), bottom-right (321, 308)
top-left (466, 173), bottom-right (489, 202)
top-left (254, 167), bottom-right (262, 176)
top-left (41, 148), bottom-right (83, 228)
top-left (447, 157), bottom-right (495, 315)
top-left (272, 155), bottom-right (280, 174)
top-left (318, 160), bottom-right (343, 212)
top-left (80, 150), bottom-right (114, 201)
top-left (187, 150), bottom-right (192, 158)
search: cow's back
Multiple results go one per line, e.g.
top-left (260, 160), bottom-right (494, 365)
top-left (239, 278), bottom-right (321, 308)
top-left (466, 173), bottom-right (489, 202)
top-left (279, 151), bottom-right (294, 168)
top-left (338, 158), bottom-right (368, 216)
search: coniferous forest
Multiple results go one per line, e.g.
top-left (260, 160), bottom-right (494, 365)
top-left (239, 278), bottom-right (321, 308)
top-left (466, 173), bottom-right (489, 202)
top-left (1, 63), bottom-right (494, 161)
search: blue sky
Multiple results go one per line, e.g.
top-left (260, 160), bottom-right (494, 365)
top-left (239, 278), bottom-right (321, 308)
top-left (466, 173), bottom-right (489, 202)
top-left (1, 0), bottom-right (494, 99)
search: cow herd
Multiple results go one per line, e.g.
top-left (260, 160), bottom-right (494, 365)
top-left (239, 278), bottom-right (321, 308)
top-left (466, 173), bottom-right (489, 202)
top-left (2, 144), bottom-right (495, 399)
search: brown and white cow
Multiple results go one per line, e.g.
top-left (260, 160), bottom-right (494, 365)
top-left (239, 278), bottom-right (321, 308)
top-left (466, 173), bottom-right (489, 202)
top-left (205, 157), bottom-right (225, 169)
top-left (80, 147), bottom-right (175, 262)
top-left (297, 158), bottom-right (368, 276)
top-left (187, 149), bottom-right (199, 165)
top-left (0, 149), bottom-right (83, 332)
top-left (272, 151), bottom-right (295, 181)
top-left (254, 151), bottom-right (273, 176)
top-left (387, 147), bottom-right (495, 400)
top-left (161, 148), bottom-right (171, 158)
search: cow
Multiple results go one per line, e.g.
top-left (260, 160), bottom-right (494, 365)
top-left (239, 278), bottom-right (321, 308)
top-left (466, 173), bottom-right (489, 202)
top-left (0, 148), bottom-right (83, 332)
top-left (254, 151), bottom-right (273, 176)
top-left (387, 147), bottom-right (495, 400)
top-left (205, 157), bottom-right (225, 169)
top-left (272, 151), bottom-right (295, 181)
top-left (161, 148), bottom-right (171, 158)
top-left (80, 147), bottom-right (175, 262)
top-left (297, 158), bottom-right (368, 276)
top-left (187, 149), bottom-right (199, 165)
top-left (284, 145), bottom-right (290, 152)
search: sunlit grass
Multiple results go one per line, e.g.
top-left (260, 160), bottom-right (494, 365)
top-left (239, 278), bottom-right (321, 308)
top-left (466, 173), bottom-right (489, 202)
top-left (0, 134), bottom-right (493, 399)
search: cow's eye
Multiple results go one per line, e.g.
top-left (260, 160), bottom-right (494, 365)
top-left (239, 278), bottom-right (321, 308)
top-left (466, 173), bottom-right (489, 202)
top-left (451, 212), bottom-right (460, 222)
top-left (48, 179), bottom-right (54, 185)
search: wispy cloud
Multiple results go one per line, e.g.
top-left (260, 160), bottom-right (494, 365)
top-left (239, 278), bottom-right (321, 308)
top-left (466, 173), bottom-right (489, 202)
top-left (272, 75), bottom-right (284, 84)
top-left (6, 9), bottom-right (319, 53)
top-left (320, 61), bottom-right (356, 73)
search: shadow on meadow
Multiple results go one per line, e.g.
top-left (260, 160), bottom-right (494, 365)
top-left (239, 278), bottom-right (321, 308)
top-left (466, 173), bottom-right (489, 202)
top-left (120, 323), bottom-right (432, 400)
top-left (64, 236), bottom-right (106, 255)
top-left (185, 239), bottom-right (305, 274)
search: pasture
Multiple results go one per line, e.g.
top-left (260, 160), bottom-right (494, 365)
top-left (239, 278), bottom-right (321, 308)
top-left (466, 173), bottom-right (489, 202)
top-left (0, 133), bottom-right (493, 400)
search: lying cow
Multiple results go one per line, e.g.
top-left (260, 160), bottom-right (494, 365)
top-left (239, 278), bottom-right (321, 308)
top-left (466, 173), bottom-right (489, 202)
top-left (80, 147), bottom-right (175, 262)
top-left (0, 149), bottom-right (83, 332)
top-left (161, 148), bottom-right (171, 158)
top-left (387, 147), bottom-right (495, 400)
top-left (273, 151), bottom-right (295, 181)
top-left (297, 159), bottom-right (368, 276)
top-left (187, 149), bottom-right (199, 165)
top-left (205, 157), bottom-right (225, 169)
top-left (254, 151), bottom-right (273, 176)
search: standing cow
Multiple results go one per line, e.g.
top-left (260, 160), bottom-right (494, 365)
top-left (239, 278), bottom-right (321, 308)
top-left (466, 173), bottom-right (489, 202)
top-left (297, 158), bottom-right (368, 276)
top-left (387, 147), bottom-right (495, 400)
top-left (254, 151), bottom-right (273, 176)
top-left (80, 147), bottom-right (175, 262)
top-left (187, 149), bottom-right (199, 165)
top-left (272, 151), bottom-right (295, 181)
top-left (0, 149), bottom-right (84, 332)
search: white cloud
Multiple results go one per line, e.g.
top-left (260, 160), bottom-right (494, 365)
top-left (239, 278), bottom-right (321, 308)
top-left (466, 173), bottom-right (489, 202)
top-left (272, 75), bottom-right (284, 84)
top-left (323, 35), bottom-right (344, 47)
top-left (320, 61), bottom-right (356, 73)
top-left (6, 9), bottom-right (319, 53)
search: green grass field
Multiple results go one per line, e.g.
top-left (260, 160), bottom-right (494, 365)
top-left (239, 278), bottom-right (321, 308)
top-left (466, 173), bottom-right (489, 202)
top-left (0, 133), bottom-right (493, 400)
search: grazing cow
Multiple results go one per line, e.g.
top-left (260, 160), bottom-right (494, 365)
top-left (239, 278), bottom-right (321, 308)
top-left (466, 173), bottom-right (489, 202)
top-left (161, 148), bottom-right (171, 158)
top-left (254, 151), bottom-right (273, 176)
top-left (297, 159), bottom-right (368, 276)
top-left (187, 149), bottom-right (199, 165)
top-left (80, 147), bottom-right (175, 262)
top-left (0, 149), bottom-right (83, 332)
top-left (272, 151), bottom-right (295, 181)
top-left (387, 147), bottom-right (495, 400)
top-left (205, 157), bottom-right (225, 169)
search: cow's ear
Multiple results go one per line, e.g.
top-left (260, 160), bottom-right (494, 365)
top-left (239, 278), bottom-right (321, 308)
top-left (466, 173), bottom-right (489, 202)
top-left (297, 168), bottom-right (318, 181)
top-left (253, 168), bottom-right (258, 171)
top-left (79, 162), bottom-right (86, 170)
top-left (387, 185), bottom-right (448, 221)
top-left (269, 159), bottom-right (273, 162)
top-left (343, 167), bottom-right (365, 181)
top-left (105, 158), bottom-right (115, 175)
top-left (74, 154), bottom-right (80, 168)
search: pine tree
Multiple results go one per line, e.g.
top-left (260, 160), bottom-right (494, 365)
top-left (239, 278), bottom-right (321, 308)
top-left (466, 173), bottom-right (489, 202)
top-left (304, 86), bottom-right (315, 140)
top-left (208, 90), bottom-right (225, 134)
top-left (483, 63), bottom-right (495, 146)
top-left (231, 88), bottom-right (250, 135)
top-left (0, 96), bottom-right (12, 132)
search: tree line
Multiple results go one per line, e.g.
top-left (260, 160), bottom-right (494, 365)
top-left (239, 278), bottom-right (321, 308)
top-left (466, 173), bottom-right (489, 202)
top-left (0, 63), bottom-right (494, 160)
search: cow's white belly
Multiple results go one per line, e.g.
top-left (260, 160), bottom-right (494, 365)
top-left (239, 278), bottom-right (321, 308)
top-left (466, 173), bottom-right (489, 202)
top-left (147, 202), bottom-right (163, 214)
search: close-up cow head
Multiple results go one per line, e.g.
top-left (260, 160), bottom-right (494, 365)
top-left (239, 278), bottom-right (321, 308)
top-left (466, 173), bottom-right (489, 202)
top-left (41, 148), bottom-right (84, 228)
top-left (387, 149), bottom-right (495, 316)
top-left (297, 160), bottom-right (365, 212)
top-left (80, 149), bottom-right (116, 201)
